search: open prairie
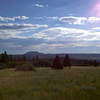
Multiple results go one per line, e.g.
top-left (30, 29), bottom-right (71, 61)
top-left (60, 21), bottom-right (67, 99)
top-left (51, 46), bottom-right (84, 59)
top-left (0, 67), bottom-right (100, 100)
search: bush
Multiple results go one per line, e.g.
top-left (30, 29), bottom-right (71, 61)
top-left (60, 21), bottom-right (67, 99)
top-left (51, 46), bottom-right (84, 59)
top-left (5, 62), bottom-right (16, 68)
top-left (0, 63), bottom-right (6, 69)
top-left (16, 63), bottom-right (36, 71)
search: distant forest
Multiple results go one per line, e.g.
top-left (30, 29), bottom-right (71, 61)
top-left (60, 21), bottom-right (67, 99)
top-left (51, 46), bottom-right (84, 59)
top-left (0, 51), bottom-right (99, 70)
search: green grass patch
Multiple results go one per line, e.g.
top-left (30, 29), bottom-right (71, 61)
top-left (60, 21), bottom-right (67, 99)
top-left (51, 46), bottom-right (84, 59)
top-left (0, 67), bottom-right (100, 100)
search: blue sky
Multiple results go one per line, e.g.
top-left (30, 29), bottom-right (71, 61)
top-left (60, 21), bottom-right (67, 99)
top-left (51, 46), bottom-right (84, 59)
top-left (0, 0), bottom-right (100, 54)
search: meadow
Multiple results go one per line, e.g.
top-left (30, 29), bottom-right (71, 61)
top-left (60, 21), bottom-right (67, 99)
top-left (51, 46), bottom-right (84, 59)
top-left (0, 67), bottom-right (100, 100)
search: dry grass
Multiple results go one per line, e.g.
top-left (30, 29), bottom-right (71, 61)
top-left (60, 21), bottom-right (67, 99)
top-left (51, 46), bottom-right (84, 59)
top-left (0, 67), bottom-right (100, 100)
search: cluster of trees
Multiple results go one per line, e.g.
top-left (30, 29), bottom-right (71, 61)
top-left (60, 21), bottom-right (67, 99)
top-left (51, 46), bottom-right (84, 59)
top-left (0, 51), bottom-right (99, 70)
top-left (52, 55), bottom-right (71, 69)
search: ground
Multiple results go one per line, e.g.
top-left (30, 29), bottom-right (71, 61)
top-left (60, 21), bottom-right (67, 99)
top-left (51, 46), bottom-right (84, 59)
top-left (0, 67), bottom-right (100, 100)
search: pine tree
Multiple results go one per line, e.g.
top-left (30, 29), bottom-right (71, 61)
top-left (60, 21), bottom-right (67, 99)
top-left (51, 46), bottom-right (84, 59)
top-left (0, 53), bottom-right (5, 63)
top-left (53, 55), bottom-right (63, 69)
top-left (1, 51), bottom-right (9, 63)
top-left (64, 54), bottom-right (71, 68)
top-left (0, 51), bottom-right (9, 64)
top-left (94, 60), bottom-right (98, 67)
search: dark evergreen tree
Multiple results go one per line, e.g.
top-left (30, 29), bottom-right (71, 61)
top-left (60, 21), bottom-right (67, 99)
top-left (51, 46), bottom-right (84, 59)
top-left (63, 54), bottom-right (71, 68)
top-left (94, 60), bottom-right (98, 67)
top-left (1, 51), bottom-right (9, 63)
top-left (1, 53), bottom-right (5, 63)
top-left (52, 55), bottom-right (63, 69)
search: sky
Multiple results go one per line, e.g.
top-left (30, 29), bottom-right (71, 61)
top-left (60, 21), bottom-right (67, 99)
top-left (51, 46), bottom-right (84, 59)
top-left (0, 0), bottom-right (100, 54)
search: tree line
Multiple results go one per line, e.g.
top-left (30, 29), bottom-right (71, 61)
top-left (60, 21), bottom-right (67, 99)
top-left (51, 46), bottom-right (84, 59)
top-left (0, 51), bottom-right (99, 70)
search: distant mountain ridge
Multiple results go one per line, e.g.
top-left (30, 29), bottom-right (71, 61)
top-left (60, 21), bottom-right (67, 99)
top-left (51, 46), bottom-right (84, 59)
top-left (1, 51), bottom-right (100, 61)
top-left (24, 51), bottom-right (100, 61)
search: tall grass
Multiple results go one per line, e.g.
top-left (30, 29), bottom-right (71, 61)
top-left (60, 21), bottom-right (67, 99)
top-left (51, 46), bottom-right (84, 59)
top-left (0, 67), bottom-right (100, 100)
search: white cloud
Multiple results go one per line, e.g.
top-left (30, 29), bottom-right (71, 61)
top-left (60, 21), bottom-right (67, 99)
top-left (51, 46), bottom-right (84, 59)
top-left (33, 4), bottom-right (48, 8)
top-left (45, 16), bottom-right (59, 20)
top-left (88, 17), bottom-right (100, 23)
top-left (0, 16), bottom-right (29, 22)
top-left (92, 27), bottom-right (100, 30)
top-left (32, 27), bottom-right (89, 41)
top-left (0, 23), bottom-right (48, 39)
top-left (59, 16), bottom-right (87, 25)
top-left (60, 16), bottom-right (100, 25)
top-left (34, 16), bottom-right (100, 25)
top-left (0, 23), bottom-right (48, 30)
top-left (32, 27), bottom-right (100, 47)
top-left (1, 26), bottom-right (100, 53)
top-left (34, 16), bottom-right (59, 20)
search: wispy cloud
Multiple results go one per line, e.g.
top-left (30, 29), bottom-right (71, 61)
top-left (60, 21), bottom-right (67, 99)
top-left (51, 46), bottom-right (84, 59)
top-left (0, 16), bottom-right (29, 22)
top-left (0, 23), bottom-right (48, 30)
top-left (33, 4), bottom-right (48, 8)
top-left (32, 27), bottom-right (100, 41)
top-left (34, 16), bottom-right (59, 20)
top-left (32, 27), bottom-right (89, 41)
top-left (92, 27), bottom-right (100, 30)
top-left (0, 26), bottom-right (100, 53)
top-left (59, 16), bottom-right (100, 25)
top-left (59, 16), bottom-right (87, 25)
top-left (0, 23), bottom-right (48, 39)
top-left (34, 16), bottom-right (100, 25)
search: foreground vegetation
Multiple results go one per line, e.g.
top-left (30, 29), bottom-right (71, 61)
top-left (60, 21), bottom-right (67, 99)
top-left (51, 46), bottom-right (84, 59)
top-left (0, 67), bottom-right (100, 100)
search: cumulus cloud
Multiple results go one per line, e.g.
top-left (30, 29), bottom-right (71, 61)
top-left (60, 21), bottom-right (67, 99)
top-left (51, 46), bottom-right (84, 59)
top-left (33, 4), bottom-right (48, 8)
top-left (59, 16), bottom-right (87, 25)
top-left (59, 16), bottom-right (100, 25)
top-left (0, 16), bottom-right (29, 22)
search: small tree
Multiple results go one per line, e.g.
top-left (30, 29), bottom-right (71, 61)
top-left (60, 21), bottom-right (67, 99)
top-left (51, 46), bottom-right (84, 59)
top-left (52, 55), bottom-right (63, 69)
top-left (94, 60), bottom-right (98, 67)
top-left (1, 51), bottom-right (9, 63)
top-left (23, 55), bottom-right (27, 62)
top-left (1, 53), bottom-right (4, 63)
top-left (64, 54), bottom-right (71, 68)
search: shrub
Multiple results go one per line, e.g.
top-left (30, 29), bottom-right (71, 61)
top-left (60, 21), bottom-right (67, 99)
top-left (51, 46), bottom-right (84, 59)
top-left (0, 63), bottom-right (6, 69)
top-left (5, 62), bottom-right (16, 68)
top-left (16, 63), bottom-right (36, 71)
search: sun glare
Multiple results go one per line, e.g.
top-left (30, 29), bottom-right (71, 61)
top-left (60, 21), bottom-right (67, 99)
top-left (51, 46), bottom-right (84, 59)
top-left (93, 2), bottom-right (100, 16)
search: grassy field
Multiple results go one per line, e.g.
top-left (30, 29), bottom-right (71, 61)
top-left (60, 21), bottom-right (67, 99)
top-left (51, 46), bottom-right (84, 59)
top-left (0, 67), bottom-right (100, 100)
